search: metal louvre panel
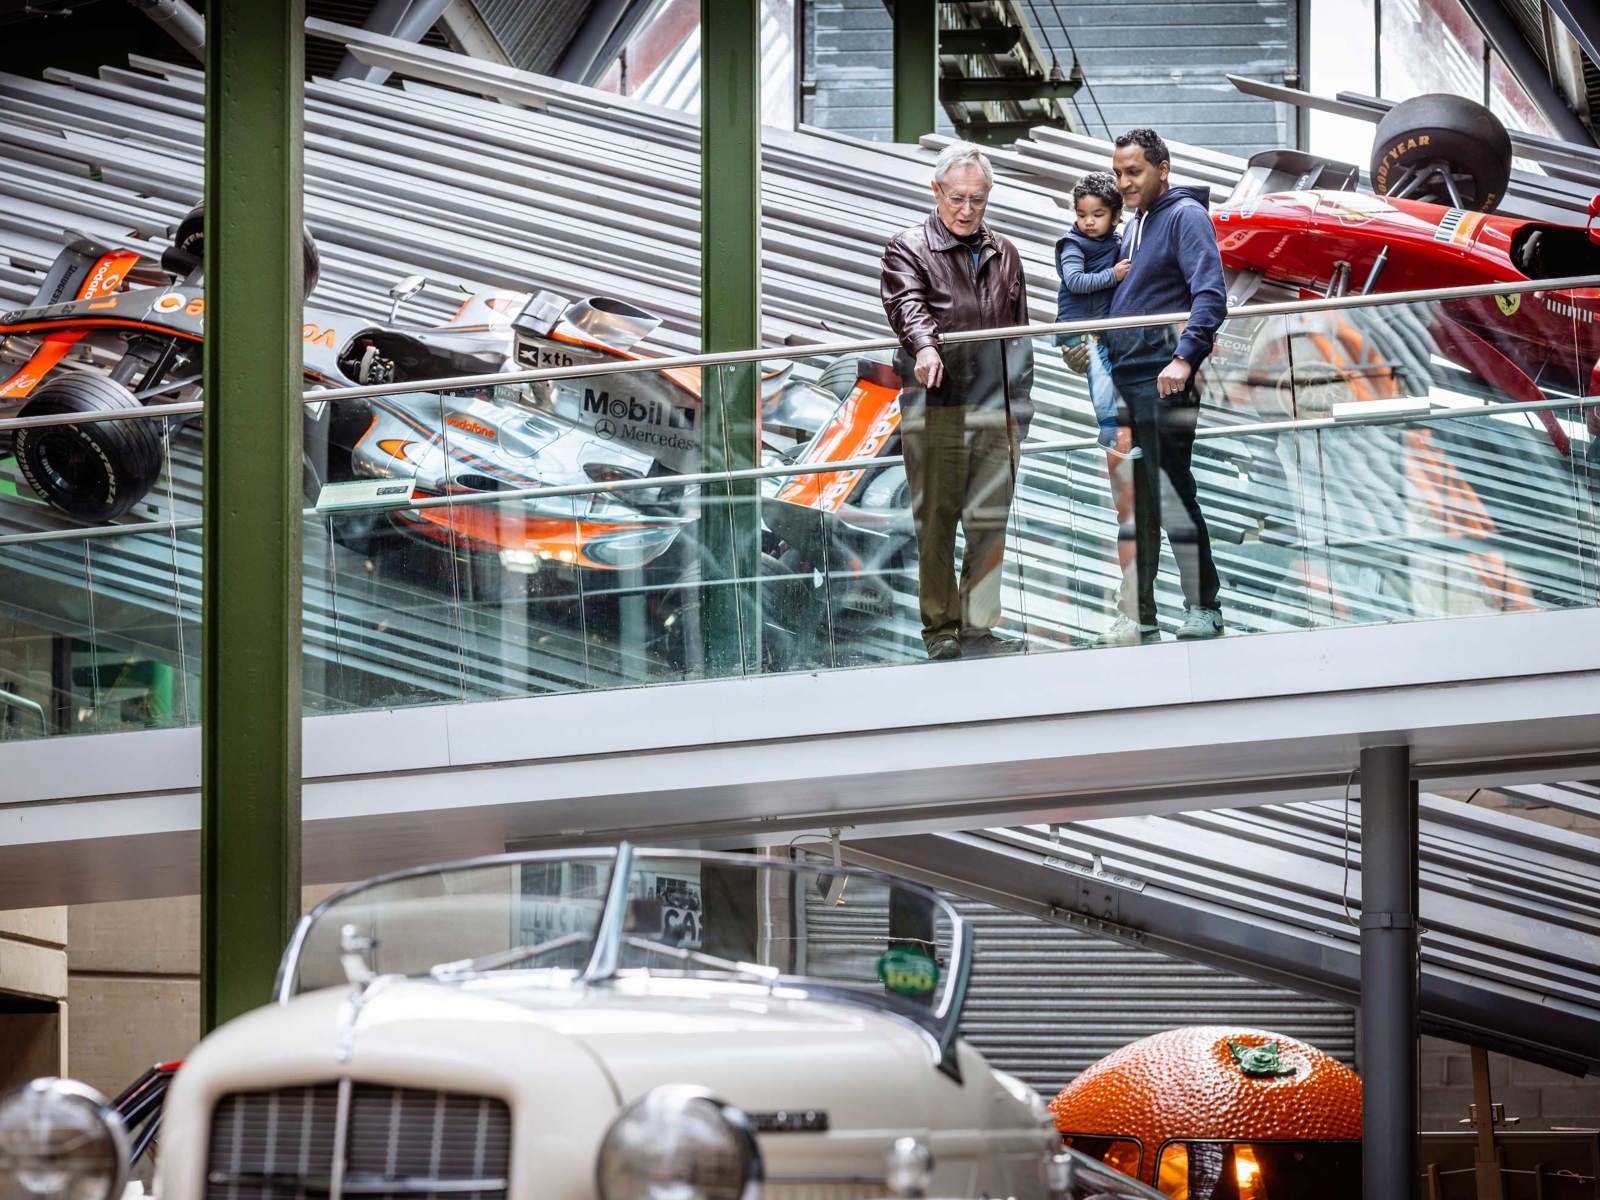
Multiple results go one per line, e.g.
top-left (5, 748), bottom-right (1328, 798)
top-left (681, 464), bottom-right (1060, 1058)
top-left (206, 1084), bottom-right (511, 1200)
top-left (952, 903), bottom-right (1354, 1093)
top-left (473, 0), bottom-right (594, 77)
top-left (805, 0), bottom-right (1295, 157)
top-left (801, 878), bottom-right (1352, 1096)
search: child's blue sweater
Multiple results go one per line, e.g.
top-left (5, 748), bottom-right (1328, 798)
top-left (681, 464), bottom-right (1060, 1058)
top-left (1054, 227), bottom-right (1122, 325)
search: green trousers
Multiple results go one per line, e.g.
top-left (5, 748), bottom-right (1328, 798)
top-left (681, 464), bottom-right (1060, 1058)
top-left (900, 402), bottom-right (1019, 647)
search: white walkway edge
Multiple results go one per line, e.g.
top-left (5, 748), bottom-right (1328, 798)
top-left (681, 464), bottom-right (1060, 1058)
top-left (3, 606), bottom-right (1598, 906)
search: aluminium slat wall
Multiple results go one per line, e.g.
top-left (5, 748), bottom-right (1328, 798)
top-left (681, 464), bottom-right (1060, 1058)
top-left (856, 793), bottom-right (1600, 1072)
top-left (799, 865), bottom-right (1355, 1095)
top-left (803, 0), bottom-right (1296, 156)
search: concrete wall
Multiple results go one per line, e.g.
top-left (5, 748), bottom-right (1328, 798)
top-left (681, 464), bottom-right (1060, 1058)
top-left (1420, 1037), bottom-right (1600, 1131)
top-left (64, 886), bottom-right (343, 1097)
top-left (0, 906), bottom-right (67, 1086)
top-left (65, 895), bottom-right (199, 1097)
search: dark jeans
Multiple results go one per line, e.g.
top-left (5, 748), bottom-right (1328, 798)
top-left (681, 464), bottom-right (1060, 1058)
top-left (1114, 372), bottom-right (1221, 625)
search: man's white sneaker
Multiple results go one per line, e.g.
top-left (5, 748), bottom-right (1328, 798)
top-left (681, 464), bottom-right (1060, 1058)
top-left (1175, 606), bottom-right (1224, 640)
top-left (1094, 614), bottom-right (1161, 646)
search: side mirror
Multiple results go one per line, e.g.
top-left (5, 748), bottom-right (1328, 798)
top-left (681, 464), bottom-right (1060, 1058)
top-left (386, 274), bottom-right (426, 321)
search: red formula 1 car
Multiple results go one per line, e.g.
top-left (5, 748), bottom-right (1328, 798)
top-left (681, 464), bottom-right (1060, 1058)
top-left (1205, 93), bottom-right (1600, 455)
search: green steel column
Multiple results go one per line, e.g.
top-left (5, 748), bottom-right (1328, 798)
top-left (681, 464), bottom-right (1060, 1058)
top-left (700, 0), bottom-right (762, 674)
top-left (893, 0), bottom-right (938, 144)
top-left (201, 0), bottom-right (305, 1029)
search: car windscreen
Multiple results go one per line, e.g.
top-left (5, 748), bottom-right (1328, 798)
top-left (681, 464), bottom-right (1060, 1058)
top-left (285, 853), bottom-right (617, 994)
top-left (280, 848), bottom-right (968, 1046)
top-left (619, 854), bottom-right (964, 1027)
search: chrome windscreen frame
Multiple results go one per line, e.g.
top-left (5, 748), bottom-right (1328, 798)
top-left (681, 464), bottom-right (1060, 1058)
top-left (272, 843), bottom-right (972, 1068)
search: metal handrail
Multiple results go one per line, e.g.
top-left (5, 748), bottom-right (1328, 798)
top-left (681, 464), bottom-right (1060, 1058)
top-left (0, 687), bottom-right (48, 736)
top-left (2, 273), bottom-right (1597, 433)
top-left (1, 391), bottom-right (1593, 549)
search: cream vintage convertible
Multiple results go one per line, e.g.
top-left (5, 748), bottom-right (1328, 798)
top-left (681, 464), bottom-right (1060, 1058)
top-left (0, 845), bottom-right (1162, 1200)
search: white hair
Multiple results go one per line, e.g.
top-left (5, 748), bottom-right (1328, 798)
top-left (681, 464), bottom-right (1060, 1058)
top-left (932, 141), bottom-right (994, 188)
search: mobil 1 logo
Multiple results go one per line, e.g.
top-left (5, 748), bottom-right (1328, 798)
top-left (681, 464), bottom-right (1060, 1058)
top-left (566, 384), bottom-right (701, 471)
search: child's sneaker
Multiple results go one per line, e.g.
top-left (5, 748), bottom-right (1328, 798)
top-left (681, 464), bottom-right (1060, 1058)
top-left (1176, 606), bottom-right (1224, 640)
top-left (1096, 429), bottom-right (1142, 459)
top-left (1094, 614), bottom-right (1161, 646)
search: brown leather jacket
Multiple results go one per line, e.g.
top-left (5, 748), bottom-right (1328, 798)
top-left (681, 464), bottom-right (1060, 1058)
top-left (880, 213), bottom-right (1033, 426)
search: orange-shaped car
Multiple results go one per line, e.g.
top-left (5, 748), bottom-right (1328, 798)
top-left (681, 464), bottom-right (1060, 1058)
top-left (1050, 1026), bottom-right (1362, 1198)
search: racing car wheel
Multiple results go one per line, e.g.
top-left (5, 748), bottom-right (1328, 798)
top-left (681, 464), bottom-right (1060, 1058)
top-left (14, 375), bottom-right (163, 521)
top-left (1369, 93), bottom-right (1512, 213)
top-left (171, 202), bottom-right (323, 299)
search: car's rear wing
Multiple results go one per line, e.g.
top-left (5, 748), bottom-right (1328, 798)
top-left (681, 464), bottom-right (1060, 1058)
top-left (1223, 149), bottom-right (1362, 211)
top-left (24, 234), bottom-right (168, 314)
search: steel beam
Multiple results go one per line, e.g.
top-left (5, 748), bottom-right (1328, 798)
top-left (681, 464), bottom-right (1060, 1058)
top-left (941, 78), bottom-right (1083, 103)
top-left (959, 119), bottom-right (1066, 145)
top-left (1456, 0), bottom-right (1596, 147)
top-left (201, 0), bottom-right (305, 1030)
top-left (892, 0), bottom-right (939, 144)
top-left (1360, 743), bottom-right (1420, 1200)
top-left (699, 0), bottom-right (761, 674)
top-left (939, 27), bottom-right (1022, 56)
top-left (1545, 0), bottom-right (1600, 68)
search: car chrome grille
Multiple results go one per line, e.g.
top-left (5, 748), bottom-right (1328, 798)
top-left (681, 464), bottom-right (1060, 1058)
top-left (766, 1184), bottom-right (884, 1200)
top-left (205, 1082), bottom-right (511, 1200)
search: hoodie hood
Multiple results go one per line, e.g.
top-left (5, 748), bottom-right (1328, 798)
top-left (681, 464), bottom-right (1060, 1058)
top-left (1106, 183), bottom-right (1228, 372)
top-left (1134, 183), bottom-right (1211, 221)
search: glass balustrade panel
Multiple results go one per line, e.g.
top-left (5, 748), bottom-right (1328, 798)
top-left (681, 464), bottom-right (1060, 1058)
top-left (304, 392), bottom-right (469, 714)
top-left (0, 408), bottom-right (194, 739)
top-left (1304, 295), bottom-right (1597, 625)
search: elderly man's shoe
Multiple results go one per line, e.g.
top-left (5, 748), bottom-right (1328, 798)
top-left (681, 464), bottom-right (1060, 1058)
top-left (962, 631), bottom-right (1024, 657)
top-left (926, 635), bottom-right (962, 661)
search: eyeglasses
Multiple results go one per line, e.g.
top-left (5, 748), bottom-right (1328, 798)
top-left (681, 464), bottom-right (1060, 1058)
top-left (937, 183), bottom-right (990, 211)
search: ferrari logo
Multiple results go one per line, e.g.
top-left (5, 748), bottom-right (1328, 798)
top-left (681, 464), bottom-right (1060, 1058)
top-left (1495, 294), bottom-right (1521, 317)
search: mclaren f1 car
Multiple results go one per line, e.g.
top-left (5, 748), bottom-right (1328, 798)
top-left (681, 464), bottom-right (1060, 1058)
top-left (0, 203), bottom-right (838, 582)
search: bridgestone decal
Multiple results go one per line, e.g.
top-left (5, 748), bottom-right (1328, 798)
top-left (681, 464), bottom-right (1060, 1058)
top-left (16, 426), bottom-right (118, 506)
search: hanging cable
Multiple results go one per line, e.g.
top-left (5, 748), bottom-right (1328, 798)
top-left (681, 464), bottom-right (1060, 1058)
top-left (1045, 0), bottom-right (1113, 140)
top-left (1020, 0), bottom-right (1062, 78)
top-left (1340, 767), bottom-right (1360, 928)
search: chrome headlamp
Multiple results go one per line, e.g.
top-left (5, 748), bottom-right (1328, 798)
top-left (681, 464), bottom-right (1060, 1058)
top-left (596, 1085), bottom-right (761, 1200)
top-left (0, 1078), bottom-right (129, 1200)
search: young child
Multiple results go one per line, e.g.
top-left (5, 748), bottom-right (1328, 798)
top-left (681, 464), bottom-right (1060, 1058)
top-left (1055, 172), bottom-right (1138, 458)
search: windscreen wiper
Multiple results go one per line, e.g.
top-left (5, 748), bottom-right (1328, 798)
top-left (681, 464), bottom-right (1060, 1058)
top-left (429, 931), bottom-right (590, 980)
top-left (621, 935), bottom-right (781, 986)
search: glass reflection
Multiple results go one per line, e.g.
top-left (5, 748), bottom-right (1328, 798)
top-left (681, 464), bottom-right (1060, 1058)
top-left (0, 283), bottom-right (1597, 735)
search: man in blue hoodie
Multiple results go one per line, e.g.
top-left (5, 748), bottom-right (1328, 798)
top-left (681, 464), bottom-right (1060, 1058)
top-left (1101, 127), bottom-right (1228, 642)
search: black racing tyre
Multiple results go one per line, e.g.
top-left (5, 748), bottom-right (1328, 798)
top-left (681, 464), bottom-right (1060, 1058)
top-left (15, 375), bottom-right (163, 521)
top-left (815, 349), bottom-right (897, 401)
top-left (172, 202), bottom-right (323, 299)
top-left (1369, 93), bottom-right (1512, 212)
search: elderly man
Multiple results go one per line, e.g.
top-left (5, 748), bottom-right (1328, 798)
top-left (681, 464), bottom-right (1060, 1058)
top-left (880, 141), bottom-right (1033, 662)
